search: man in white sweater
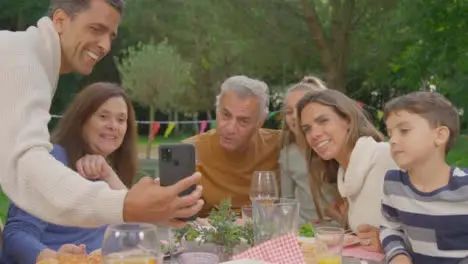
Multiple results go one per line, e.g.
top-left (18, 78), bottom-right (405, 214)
top-left (0, 0), bottom-right (203, 227)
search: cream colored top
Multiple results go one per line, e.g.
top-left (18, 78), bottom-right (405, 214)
top-left (0, 17), bottom-right (126, 227)
top-left (337, 137), bottom-right (399, 231)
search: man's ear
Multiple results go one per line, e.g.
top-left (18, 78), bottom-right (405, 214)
top-left (434, 126), bottom-right (450, 148)
top-left (51, 9), bottom-right (69, 34)
top-left (257, 114), bottom-right (267, 129)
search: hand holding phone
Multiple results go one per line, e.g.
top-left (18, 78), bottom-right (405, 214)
top-left (158, 143), bottom-right (199, 221)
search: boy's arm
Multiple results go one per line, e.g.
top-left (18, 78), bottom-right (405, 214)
top-left (380, 171), bottom-right (412, 263)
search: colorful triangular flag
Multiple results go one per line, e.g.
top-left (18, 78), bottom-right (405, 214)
top-left (164, 122), bottom-right (176, 138)
top-left (148, 122), bottom-right (161, 141)
top-left (199, 120), bottom-right (208, 134)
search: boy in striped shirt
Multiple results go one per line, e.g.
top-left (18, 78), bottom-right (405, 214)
top-left (380, 91), bottom-right (468, 264)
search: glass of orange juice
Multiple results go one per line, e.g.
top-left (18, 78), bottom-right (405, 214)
top-left (315, 226), bottom-right (345, 264)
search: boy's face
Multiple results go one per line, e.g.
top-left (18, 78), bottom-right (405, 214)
top-left (385, 110), bottom-right (449, 170)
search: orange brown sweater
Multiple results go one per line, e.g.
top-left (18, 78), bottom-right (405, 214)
top-left (184, 129), bottom-right (281, 216)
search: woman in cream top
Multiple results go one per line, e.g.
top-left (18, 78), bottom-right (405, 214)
top-left (297, 89), bottom-right (398, 252)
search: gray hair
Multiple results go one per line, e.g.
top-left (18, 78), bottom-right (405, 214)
top-left (216, 75), bottom-right (270, 118)
top-left (48, 0), bottom-right (126, 17)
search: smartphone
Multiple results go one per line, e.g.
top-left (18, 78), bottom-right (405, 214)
top-left (158, 143), bottom-right (198, 222)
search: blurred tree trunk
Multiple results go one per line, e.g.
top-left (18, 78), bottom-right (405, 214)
top-left (192, 114), bottom-right (199, 134)
top-left (174, 111), bottom-right (180, 134)
top-left (207, 111), bottom-right (213, 130)
top-left (145, 106), bottom-right (155, 159)
top-left (301, 0), bottom-right (355, 91)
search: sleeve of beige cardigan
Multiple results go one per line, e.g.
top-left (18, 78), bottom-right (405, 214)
top-left (0, 60), bottom-right (127, 228)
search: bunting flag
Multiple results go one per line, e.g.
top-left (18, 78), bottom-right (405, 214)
top-left (377, 110), bottom-right (384, 120)
top-left (357, 101), bottom-right (365, 109)
top-left (267, 111), bottom-right (280, 120)
top-left (164, 122), bottom-right (176, 138)
top-left (211, 120), bottom-right (217, 128)
top-left (148, 122), bottom-right (161, 141)
top-left (199, 120), bottom-right (208, 134)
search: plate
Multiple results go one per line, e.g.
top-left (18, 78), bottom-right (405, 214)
top-left (297, 234), bottom-right (360, 247)
top-left (343, 234), bottom-right (360, 247)
top-left (222, 260), bottom-right (272, 264)
top-left (90, 249), bottom-right (101, 255)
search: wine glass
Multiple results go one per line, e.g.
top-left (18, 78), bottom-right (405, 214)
top-left (194, 142), bottom-right (203, 185)
top-left (101, 223), bottom-right (163, 264)
top-left (250, 171), bottom-right (279, 203)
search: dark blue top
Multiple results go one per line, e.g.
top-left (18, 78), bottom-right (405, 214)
top-left (380, 168), bottom-right (468, 264)
top-left (0, 145), bottom-right (106, 264)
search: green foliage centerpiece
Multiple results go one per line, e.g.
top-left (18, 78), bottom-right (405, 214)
top-left (174, 199), bottom-right (254, 260)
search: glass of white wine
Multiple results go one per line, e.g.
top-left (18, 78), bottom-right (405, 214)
top-left (250, 171), bottom-right (279, 203)
top-left (102, 223), bottom-right (163, 264)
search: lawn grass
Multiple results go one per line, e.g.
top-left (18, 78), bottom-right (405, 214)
top-left (446, 136), bottom-right (468, 166)
top-left (0, 135), bottom-right (467, 223)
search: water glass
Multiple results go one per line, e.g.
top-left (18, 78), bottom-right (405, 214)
top-left (250, 171), bottom-right (279, 202)
top-left (252, 198), bottom-right (299, 245)
top-left (315, 226), bottom-right (345, 264)
top-left (241, 205), bottom-right (253, 223)
top-left (101, 223), bottom-right (163, 264)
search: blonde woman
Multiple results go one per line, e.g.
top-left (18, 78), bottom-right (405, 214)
top-left (297, 89), bottom-right (398, 252)
top-left (279, 76), bottom-right (333, 224)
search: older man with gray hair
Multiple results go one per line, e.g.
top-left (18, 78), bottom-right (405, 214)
top-left (184, 75), bottom-right (281, 216)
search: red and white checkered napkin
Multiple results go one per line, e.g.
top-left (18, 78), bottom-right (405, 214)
top-left (343, 246), bottom-right (385, 261)
top-left (231, 234), bottom-right (305, 264)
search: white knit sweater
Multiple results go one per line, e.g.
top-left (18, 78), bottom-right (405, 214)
top-left (0, 17), bottom-right (127, 227)
top-left (337, 137), bottom-right (399, 232)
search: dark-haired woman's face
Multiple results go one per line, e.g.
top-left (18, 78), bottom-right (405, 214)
top-left (300, 102), bottom-right (349, 161)
top-left (82, 96), bottom-right (128, 157)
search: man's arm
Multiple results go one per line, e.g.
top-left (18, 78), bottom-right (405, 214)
top-left (0, 61), bottom-right (127, 227)
top-left (380, 171), bottom-right (412, 264)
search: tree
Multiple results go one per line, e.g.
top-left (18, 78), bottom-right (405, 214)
top-left (116, 41), bottom-right (192, 157)
top-left (120, 0), bottom-right (245, 116)
top-left (299, 0), bottom-right (399, 91)
top-left (211, 0), bottom-right (399, 92)
top-left (0, 0), bottom-right (48, 30)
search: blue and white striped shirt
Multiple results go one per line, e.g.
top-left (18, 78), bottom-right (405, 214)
top-left (380, 168), bottom-right (468, 264)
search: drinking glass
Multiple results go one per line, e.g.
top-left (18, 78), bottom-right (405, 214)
top-left (315, 226), bottom-right (345, 264)
top-left (250, 171), bottom-right (279, 203)
top-left (101, 223), bottom-right (163, 264)
top-left (241, 205), bottom-right (253, 223)
top-left (194, 143), bottom-right (202, 185)
top-left (252, 198), bottom-right (299, 245)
